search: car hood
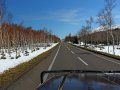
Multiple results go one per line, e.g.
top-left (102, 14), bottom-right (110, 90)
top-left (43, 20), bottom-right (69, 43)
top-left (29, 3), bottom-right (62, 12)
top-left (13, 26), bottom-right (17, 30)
top-left (37, 73), bottom-right (120, 90)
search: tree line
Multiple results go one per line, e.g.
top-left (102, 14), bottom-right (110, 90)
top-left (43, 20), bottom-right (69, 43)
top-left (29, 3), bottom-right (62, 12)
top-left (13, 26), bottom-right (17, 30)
top-left (0, 0), bottom-right (60, 59)
top-left (65, 0), bottom-right (118, 55)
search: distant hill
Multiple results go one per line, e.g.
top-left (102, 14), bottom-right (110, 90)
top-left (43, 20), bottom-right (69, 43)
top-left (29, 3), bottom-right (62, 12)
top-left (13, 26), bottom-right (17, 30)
top-left (93, 25), bottom-right (120, 32)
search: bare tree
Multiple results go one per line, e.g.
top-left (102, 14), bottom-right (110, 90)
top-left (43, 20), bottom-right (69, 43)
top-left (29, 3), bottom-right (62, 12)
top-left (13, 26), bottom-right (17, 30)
top-left (87, 16), bottom-right (94, 45)
top-left (103, 0), bottom-right (116, 54)
top-left (96, 0), bottom-right (116, 54)
top-left (0, 0), bottom-right (6, 58)
top-left (6, 12), bottom-right (13, 57)
top-left (79, 26), bottom-right (89, 47)
top-left (97, 10), bottom-right (110, 53)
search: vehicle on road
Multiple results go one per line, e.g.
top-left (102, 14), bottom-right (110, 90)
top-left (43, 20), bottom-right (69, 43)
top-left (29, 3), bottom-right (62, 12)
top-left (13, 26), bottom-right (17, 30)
top-left (36, 70), bottom-right (120, 90)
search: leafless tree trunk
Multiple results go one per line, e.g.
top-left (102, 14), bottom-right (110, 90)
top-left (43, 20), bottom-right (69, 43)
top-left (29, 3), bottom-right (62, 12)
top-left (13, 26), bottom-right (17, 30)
top-left (7, 12), bottom-right (13, 57)
top-left (79, 26), bottom-right (89, 47)
top-left (107, 29), bottom-right (110, 53)
top-left (104, 0), bottom-right (116, 54)
top-left (0, 0), bottom-right (6, 58)
top-left (88, 16), bottom-right (94, 45)
top-left (114, 31), bottom-right (119, 48)
top-left (97, 0), bottom-right (116, 54)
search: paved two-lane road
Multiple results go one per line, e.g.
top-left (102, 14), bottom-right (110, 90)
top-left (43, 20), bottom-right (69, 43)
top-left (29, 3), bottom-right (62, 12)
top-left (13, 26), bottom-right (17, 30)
top-left (7, 42), bottom-right (120, 90)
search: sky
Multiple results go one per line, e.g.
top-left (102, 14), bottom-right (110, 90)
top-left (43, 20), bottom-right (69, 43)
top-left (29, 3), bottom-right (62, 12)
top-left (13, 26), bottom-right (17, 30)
top-left (6, 0), bottom-right (120, 39)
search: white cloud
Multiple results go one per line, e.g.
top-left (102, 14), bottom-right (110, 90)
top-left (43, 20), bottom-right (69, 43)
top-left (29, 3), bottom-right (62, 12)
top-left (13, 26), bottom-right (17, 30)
top-left (21, 8), bottom-right (84, 25)
top-left (47, 8), bottom-right (83, 24)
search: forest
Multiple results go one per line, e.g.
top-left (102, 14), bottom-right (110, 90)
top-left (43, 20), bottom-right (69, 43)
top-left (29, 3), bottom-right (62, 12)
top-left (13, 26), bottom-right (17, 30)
top-left (65, 0), bottom-right (119, 55)
top-left (0, 0), bottom-right (60, 59)
top-left (65, 28), bottom-right (120, 45)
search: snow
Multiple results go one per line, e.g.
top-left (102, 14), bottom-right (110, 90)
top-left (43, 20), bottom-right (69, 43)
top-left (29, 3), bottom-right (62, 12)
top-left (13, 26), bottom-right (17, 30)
top-left (93, 25), bottom-right (120, 32)
top-left (0, 43), bottom-right (58, 73)
top-left (73, 42), bottom-right (120, 56)
top-left (94, 45), bottom-right (120, 56)
top-left (73, 44), bottom-right (81, 46)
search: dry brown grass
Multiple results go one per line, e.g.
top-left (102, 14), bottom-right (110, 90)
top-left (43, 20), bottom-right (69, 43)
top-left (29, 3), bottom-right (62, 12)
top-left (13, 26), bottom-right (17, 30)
top-left (0, 45), bottom-right (58, 88)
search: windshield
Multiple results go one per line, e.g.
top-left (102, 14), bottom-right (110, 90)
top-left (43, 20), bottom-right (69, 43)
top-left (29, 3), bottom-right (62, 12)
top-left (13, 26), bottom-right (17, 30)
top-left (0, 0), bottom-right (120, 90)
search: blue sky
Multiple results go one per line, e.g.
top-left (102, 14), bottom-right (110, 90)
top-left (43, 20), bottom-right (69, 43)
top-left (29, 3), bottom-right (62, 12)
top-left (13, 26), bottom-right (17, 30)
top-left (6, 0), bottom-right (120, 39)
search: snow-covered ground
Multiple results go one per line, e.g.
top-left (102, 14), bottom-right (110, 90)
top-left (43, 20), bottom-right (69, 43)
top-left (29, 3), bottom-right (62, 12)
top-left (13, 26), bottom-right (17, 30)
top-left (74, 42), bottom-right (84, 46)
top-left (0, 43), bottom-right (58, 73)
top-left (72, 42), bottom-right (120, 56)
top-left (94, 45), bottom-right (120, 56)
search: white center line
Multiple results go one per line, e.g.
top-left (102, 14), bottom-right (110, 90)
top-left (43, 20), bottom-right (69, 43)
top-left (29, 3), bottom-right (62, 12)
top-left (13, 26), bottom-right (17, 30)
top-left (44, 44), bottom-right (61, 82)
top-left (67, 46), bottom-right (70, 51)
top-left (73, 45), bottom-right (120, 65)
top-left (66, 44), bottom-right (88, 66)
top-left (71, 51), bottom-right (75, 54)
top-left (77, 57), bottom-right (88, 66)
top-left (65, 45), bottom-right (70, 51)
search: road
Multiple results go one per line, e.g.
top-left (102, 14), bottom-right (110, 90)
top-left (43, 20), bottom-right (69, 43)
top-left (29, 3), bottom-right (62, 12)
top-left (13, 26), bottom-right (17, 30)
top-left (7, 42), bottom-right (120, 90)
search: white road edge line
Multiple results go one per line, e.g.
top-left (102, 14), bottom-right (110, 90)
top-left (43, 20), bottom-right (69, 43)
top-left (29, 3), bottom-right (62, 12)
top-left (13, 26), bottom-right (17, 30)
top-left (43, 44), bottom-right (61, 82)
top-left (77, 57), bottom-right (88, 66)
top-left (73, 45), bottom-right (120, 65)
top-left (92, 53), bottom-right (120, 65)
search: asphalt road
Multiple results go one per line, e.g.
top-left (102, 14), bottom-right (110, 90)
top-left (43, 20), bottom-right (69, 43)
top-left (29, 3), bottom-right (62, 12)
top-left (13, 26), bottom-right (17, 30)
top-left (7, 42), bottom-right (120, 90)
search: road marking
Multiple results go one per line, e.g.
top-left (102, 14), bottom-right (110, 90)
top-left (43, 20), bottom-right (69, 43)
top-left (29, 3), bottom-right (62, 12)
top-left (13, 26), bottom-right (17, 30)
top-left (72, 45), bottom-right (120, 65)
top-left (77, 57), bottom-right (88, 66)
top-left (66, 44), bottom-right (88, 66)
top-left (66, 46), bottom-right (70, 51)
top-left (48, 44), bottom-right (61, 70)
top-left (44, 44), bottom-right (61, 82)
top-left (64, 44), bottom-right (70, 50)
top-left (68, 48), bottom-right (70, 51)
top-left (92, 53), bottom-right (120, 65)
top-left (71, 51), bottom-right (75, 54)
